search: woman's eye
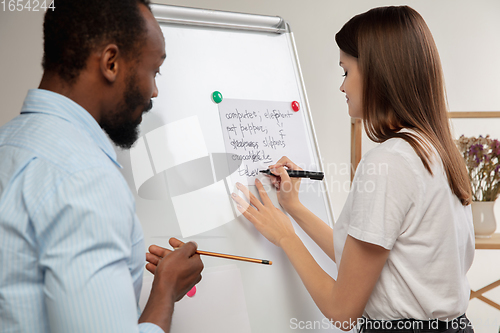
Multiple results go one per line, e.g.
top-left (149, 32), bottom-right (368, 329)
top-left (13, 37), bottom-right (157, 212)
top-left (342, 72), bottom-right (347, 77)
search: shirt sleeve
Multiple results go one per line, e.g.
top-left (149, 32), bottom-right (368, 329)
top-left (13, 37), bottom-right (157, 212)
top-left (347, 145), bottom-right (417, 250)
top-left (138, 323), bottom-right (165, 333)
top-left (33, 167), bottom-right (160, 333)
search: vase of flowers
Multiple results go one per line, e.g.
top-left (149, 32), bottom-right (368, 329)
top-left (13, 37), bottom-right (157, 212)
top-left (456, 135), bottom-right (500, 238)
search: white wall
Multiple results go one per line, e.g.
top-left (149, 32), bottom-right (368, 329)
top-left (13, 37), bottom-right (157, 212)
top-left (1, 1), bottom-right (500, 332)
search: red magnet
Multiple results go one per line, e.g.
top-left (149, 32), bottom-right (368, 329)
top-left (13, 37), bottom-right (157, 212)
top-left (291, 101), bottom-right (300, 112)
top-left (187, 285), bottom-right (197, 298)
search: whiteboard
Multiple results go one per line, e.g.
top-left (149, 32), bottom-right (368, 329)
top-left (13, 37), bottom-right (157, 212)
top-left (115, 4), bottom-right (337, 332)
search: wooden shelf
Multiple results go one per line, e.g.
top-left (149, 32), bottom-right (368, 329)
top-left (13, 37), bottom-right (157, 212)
top-left (475, 233), bottom-right (500, 250)
top-left (448, 111), bottom-right (500, 118)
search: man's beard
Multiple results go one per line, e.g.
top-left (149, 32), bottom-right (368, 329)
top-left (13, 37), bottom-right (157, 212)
top-left (100, 73), bottom-right (153, 149)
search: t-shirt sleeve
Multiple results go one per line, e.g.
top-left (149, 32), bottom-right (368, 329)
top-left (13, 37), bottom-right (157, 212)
top-left (347, 146), bottom-right (417, 250)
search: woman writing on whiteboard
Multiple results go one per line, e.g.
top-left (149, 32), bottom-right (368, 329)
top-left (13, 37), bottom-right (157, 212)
top-left (231, 6), bottom-right (475, 332)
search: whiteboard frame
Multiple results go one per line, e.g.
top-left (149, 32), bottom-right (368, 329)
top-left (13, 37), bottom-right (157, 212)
top-left (137, 3), bottom-right (339, 332)
top-left (150, 3), bottom-right (335, 228)
top-left (152, 4), bottom-right (287, 34)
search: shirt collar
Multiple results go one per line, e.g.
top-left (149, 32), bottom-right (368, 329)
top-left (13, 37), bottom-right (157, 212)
top-left (20, 89), bottom-right (122, 168)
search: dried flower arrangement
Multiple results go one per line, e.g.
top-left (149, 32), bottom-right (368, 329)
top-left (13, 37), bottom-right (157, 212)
top-left (456, 135), bottom-right (500, 202)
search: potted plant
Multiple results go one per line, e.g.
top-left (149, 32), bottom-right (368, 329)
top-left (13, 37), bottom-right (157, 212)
top-left (456, 135), bottom-right (500, 237)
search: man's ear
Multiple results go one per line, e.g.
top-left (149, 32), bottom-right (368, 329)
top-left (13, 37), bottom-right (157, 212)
top-left (100, 44), bottom-right (120, 83)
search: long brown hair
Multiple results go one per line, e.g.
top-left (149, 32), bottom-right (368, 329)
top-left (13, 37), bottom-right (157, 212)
top-left (336, 6), bottom-right (471, 206)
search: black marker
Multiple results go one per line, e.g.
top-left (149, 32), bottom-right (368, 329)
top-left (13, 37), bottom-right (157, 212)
top-left (259, 169), bottom-right (324, 181)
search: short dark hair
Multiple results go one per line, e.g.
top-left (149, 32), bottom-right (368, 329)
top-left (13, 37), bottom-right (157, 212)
top-left (42, 0), bottom-right (151, 83)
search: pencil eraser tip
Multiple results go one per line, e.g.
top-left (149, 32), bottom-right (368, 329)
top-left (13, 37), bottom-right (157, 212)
top-left (187, 285), bottom-right (197, 297)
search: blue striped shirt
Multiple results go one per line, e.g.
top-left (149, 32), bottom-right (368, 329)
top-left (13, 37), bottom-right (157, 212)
top-left (0, 89), bottom-right (163, 333)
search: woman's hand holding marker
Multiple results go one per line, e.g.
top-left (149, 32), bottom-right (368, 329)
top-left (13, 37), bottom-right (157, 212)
top-left (268, 156), bottom-right (303, 214)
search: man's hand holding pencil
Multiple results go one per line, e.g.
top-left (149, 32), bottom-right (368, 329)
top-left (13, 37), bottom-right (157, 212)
top-left (139, 238), bottom-right (203, 330)
top-left (145, 238), bottom-right (203, 301)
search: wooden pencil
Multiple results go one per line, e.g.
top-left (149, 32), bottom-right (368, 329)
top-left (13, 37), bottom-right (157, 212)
top-left (195, 249), bottom-right (272, 265)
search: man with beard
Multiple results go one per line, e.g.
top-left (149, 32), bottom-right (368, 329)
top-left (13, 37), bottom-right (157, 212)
top-left (0, 1), bottom-right (203, 333)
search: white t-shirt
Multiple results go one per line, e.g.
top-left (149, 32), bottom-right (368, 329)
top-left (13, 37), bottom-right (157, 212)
top-left (333, 130), bottom-right (474, 321)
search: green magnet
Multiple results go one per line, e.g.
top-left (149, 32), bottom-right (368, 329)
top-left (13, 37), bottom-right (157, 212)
top-left (212, 91), bottom-right (223, 104)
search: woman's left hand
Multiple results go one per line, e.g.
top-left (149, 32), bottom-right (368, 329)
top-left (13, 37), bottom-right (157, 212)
top-left (231, 179), bottom-right (296, 248)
